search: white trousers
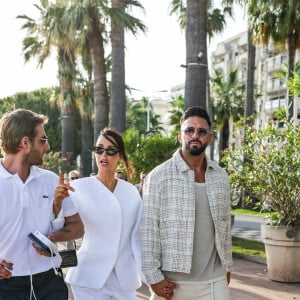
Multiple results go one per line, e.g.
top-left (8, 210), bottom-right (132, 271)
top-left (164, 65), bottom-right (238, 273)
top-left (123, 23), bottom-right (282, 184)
top-left (70, 270), bottom-right (137, 300)
top-left (151, 277), bottom-right (231, 300)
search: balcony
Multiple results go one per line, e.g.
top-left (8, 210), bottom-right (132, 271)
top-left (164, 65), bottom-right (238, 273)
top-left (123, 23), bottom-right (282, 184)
top-left (266, 78), bottom-right (286, 94)
top-left (266, 55), bottom-right (287, 73)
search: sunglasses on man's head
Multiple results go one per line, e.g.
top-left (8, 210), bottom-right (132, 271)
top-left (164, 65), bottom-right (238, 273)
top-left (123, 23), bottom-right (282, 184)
top-left (92, 146), bottom-right (119, 156)
top-left (71, 177), bottom-right (79, 180)
top-left (183, 127), bottom-right (209, 137)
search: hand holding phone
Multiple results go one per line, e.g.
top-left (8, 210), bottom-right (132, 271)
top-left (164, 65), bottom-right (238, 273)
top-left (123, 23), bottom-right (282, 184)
top-left (28, 231), bottom-right (57, 257)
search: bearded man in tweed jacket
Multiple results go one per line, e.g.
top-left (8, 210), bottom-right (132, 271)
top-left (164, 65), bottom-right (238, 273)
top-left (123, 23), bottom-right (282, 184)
top-left (140, 106), bottom-right (233, 300)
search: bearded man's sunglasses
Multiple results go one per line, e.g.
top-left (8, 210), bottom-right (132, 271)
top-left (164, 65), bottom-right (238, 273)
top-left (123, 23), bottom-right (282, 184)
top-left (183, 127), bottom-right (209, 137)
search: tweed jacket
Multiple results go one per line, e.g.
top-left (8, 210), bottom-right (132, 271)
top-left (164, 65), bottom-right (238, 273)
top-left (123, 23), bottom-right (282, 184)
top-left (140, 149), bottom-right (233, 284)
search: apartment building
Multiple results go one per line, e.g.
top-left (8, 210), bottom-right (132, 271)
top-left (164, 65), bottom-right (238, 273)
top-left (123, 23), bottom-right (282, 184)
top-left (133, 31), bottom-right (300, 140)
top-left (210, 31), bottom-right (300, 127)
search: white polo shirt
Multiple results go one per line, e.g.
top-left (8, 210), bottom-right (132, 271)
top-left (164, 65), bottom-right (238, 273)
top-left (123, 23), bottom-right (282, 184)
top-left (0, 160), bottom-right (78, 276)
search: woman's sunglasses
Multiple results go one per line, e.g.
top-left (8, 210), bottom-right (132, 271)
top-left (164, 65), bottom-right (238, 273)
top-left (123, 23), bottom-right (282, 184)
top-left (92, 146), bottom-right (119, 156)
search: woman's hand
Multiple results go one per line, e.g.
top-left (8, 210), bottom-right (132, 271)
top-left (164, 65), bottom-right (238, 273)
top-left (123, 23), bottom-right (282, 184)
top-left (53, 172), bottom-right (75, 217)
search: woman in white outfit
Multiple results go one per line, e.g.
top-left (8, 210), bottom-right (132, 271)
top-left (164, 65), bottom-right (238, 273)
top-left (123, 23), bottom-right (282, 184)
top-left (65, 127), bottom-right (143, 300)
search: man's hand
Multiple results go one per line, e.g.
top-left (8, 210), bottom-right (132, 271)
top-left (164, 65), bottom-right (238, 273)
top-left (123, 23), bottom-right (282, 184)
top-left (151, 279), bottom-right (177, 300)
top-left (53, 172), bottom-right (75, 217)
top-left (0, 260), bottom-right (13, 279)
top-left (31, 244), bottom-right (52, 257)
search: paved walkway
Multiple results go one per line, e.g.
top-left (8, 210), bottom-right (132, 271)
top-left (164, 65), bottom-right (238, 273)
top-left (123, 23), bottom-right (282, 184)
top-left (231, 226), bottom-right (262, 242)
top-left (229, 257), bottom-right (300, 300)
top-left (67, 257), bottom-right (300, 300)
top-left (136, 257), bottom-right (300, 300)
top-left (231, 213), bottom-right (264, 242)
top-left (135, 214), bottom-right (300, 300)
top-left (66, 215), bottom-right (300, 299)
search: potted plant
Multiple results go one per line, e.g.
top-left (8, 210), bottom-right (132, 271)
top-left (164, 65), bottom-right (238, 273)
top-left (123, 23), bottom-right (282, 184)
top-left (223, 115), bottom-right (300, 282)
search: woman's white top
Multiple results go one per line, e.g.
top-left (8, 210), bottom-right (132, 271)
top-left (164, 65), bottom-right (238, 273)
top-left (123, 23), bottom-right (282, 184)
top-left (65, 176), bottom-right (143, 291)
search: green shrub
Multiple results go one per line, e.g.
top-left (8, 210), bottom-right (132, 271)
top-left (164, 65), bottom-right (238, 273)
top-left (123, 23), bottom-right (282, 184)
top-left (223, 120), bottom-right (300, 227)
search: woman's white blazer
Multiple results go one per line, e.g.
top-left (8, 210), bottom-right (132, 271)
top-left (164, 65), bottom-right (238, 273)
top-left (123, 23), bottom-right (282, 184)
top-left (65, 176), bottom-right (143, 291)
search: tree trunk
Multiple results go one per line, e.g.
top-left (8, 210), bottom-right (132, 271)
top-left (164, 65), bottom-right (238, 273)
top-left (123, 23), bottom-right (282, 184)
top-left (58, 47), bottom-right (77, 162)
top-left (88, 7), bottom-right (109, 142)
top-left (185, 0), bottom-right (208, 109)
top-left (287, 30), bottom-right (296, 122)
top-left (219, 118), bottom-right (229, 167)
top-left (80, 112), bottom-right (93, 177)
top-left (241, 26), bottom-right (256, 209)
top-left (207, 69), bottom-right (214, 160)
top-left (245, 27), bottom-right (256, 125)
top-left (110, 0), bottom-right (126, 133)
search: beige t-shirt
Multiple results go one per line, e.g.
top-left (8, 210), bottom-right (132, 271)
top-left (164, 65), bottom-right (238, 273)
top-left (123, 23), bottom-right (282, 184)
top-left (163, 183), bottom-right (225, 282)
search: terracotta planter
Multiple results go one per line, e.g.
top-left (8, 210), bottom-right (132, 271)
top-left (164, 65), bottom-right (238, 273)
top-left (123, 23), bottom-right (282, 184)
top-left (261, 223), bottom-right (300, 283)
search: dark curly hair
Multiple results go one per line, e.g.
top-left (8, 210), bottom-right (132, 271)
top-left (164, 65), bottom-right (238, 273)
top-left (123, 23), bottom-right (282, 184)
top-left (180, 106), bottom-right (211, 128)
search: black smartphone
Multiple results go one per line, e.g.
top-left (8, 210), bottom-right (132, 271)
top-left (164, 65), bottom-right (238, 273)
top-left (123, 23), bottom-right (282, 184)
top-left (28, 233), bottom-right (56, 257)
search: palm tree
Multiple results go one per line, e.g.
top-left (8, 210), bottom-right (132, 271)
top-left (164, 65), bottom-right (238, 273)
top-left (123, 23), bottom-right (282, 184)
top-left (211, 69), bottom-right (245, 165)
top-left (244, 27), bottom-right (256, 125)
top-left (110, 0), bottom-right (126, 133)
top-left (110, 0), bottom-right (146, 133)
top-left (74, 62), bottom-right (94, 176)
top-left (62, 0), bottom-right (110, 142)
top-left (18, 0), bottom-right (78, 162)
top-left (168, 95), bottom-right (185, 135)
top-left (57, 46), bottom-right (78, 162)
top-left (78, 89), bottom-right (94, 177)
top-left (170, 0), bottom-right (234, 159)
top-left (63, 0), bottom-right (146, 139)
top-left (184, 0), bottom-right (208, 109)
top-left (170, 0), bottom-right (234, 109)
top-left (246, 0), bottom-right (300, 122)
top-left (126, 97), bottom-right (163, 135)
top-left (170, 0), bottom-right (233, 37)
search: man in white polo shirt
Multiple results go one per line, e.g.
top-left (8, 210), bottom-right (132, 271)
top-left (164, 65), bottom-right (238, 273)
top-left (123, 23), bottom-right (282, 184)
top-left (0, 109), bottom-right (84, 299)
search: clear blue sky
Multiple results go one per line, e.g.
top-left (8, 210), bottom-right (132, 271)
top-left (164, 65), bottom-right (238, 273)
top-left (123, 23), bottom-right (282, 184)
top-left (0, 0), bottom-right (246, 99)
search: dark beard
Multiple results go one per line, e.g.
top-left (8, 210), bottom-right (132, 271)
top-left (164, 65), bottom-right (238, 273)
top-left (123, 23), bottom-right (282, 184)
top-left (186, 141), bottom-right (208, 156)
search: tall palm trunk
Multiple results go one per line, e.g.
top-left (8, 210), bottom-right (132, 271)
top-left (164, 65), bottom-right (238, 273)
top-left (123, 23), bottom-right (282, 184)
top-left (207, 69), bottom-right (214, 160)
top-left (287, 31), bottom-right (296, 122)
top-left (241, 26), bottom-right (256, 208)
top-left (87, 7), bottom-right (109, 141)
top-left (219, 117), bottom-right (229, 168)
top-left (80, 112), bottom-right (93, 177)
top-left (185, 0), bottom-right (208, 109)
top-left (58, 47), bottom-right (77, 162)
top-left (245, 27), bottom-right (256, 124)
top-left (110, 0), bottom-right (126, 133)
